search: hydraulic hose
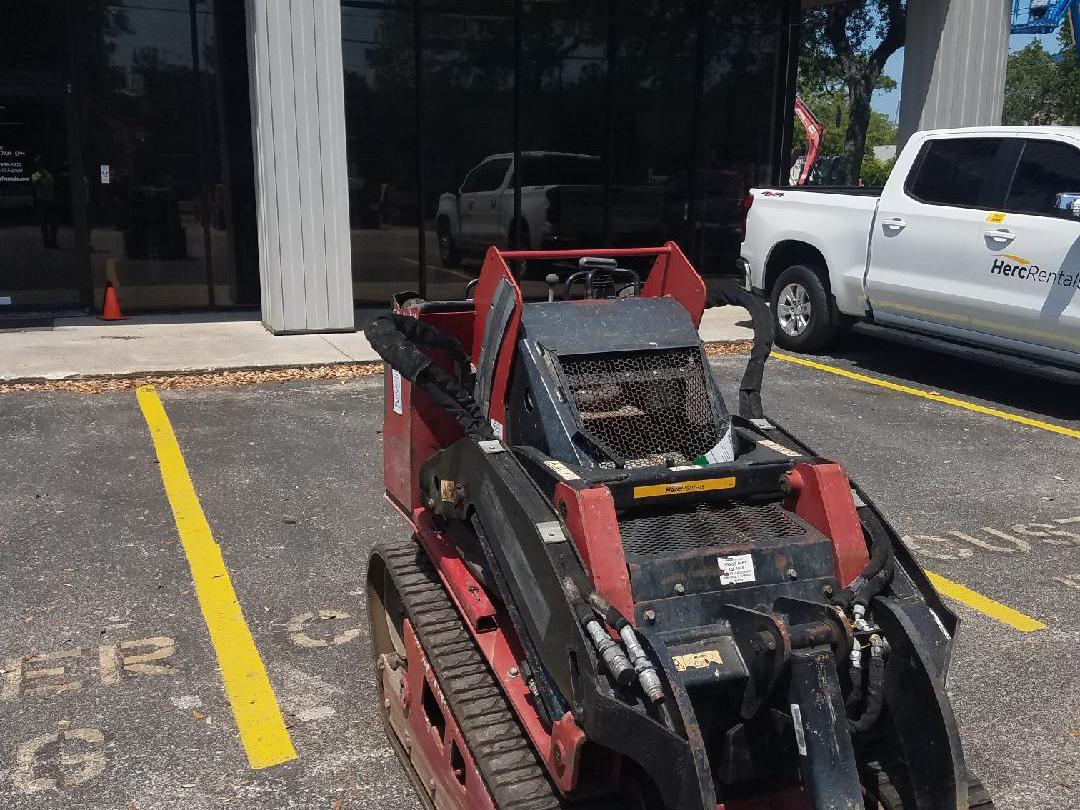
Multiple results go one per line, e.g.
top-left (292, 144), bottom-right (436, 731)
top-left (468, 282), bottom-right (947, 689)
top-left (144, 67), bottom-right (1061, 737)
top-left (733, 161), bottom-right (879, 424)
top-left (849, 636), bottom-right (887, 734)
top-left (832, 513), bottom-right (895, 611)
top-left (364, 313), bottom-right (494, 441)
top-left (587, 593), bottom-right (665, 702)
top-left (705, 283), bottom-right (774, 420)
top-left (845, 645), bottom-right (864, 714)
top-left (854, 558), bottom-right (896, 608)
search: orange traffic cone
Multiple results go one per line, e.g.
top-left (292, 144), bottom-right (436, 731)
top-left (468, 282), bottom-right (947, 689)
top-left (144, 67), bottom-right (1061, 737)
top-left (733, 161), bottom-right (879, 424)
top-left (100, 282), bottom-right (125, 321)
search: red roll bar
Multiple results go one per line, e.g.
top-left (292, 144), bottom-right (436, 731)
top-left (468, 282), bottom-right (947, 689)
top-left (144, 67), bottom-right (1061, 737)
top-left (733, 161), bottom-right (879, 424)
top-left (497, 245), bottom-right (673, 261)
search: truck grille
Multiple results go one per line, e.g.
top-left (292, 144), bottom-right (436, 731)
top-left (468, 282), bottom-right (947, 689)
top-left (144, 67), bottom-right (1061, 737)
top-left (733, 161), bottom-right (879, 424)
top-left (558, 348), bottom-right (721, 468)
top-left (618, 501), bottom-right (809, 556)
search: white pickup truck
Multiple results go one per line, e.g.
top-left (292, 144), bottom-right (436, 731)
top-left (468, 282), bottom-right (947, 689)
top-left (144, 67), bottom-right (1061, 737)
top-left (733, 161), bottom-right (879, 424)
top-left (435, 151), bottom-right (664, 267)
top-left (741, 126), bottom-right (1080, 380)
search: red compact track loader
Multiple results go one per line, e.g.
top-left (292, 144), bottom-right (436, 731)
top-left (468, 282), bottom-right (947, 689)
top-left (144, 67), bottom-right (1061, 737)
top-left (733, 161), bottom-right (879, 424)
top-left (364, 244), bottom-right (992, 810)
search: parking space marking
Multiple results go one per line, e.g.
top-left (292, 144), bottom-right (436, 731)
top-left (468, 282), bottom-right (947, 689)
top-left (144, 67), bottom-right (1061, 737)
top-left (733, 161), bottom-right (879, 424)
top-left (14, 723), bottom-right (107, 793)
top-left (136, 385), bottom-right (297, 770)
top-left (924, 570), bottom-right (1047, 632)
top-left (771, 352), bottom-right (1080, 440)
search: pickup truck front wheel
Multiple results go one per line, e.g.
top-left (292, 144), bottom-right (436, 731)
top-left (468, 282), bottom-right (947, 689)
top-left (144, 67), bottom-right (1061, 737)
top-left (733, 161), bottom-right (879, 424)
top-left (770, 264), bottom-right (838, 352)
top-left (437, 219), bottom-right (462, 268)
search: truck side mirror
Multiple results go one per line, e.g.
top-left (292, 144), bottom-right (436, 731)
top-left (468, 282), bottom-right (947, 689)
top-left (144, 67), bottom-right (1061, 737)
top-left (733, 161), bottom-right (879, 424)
top-left (1054, 192), bottom-right (1080, 220)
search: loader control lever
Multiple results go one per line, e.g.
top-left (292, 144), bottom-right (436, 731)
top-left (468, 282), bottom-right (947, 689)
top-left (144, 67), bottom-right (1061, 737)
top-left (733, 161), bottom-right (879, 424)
top-left (564, 256), bottom-right (641, 301)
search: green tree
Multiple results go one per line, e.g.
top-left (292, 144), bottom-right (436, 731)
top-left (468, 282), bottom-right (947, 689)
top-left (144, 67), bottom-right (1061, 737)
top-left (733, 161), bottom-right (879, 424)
top-left (798, 0), bottom-right (905, 185)
top-left (794, 89), bottom-right (897, 160)
top-left (1004, 27), bottom-right (1080, 126)
top-left (860, 155), bottom-right (895, 186)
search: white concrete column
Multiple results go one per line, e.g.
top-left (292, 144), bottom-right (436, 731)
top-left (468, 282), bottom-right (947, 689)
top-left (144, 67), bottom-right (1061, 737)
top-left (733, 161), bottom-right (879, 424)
top-left (245, 0), bottom-right (353, 334)
top-left (898, 0), bottom-right (1011, 149)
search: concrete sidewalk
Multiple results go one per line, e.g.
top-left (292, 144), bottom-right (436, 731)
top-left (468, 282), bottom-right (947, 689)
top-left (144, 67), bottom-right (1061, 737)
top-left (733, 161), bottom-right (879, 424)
top-left (0, 306), bottom-right (753, 381)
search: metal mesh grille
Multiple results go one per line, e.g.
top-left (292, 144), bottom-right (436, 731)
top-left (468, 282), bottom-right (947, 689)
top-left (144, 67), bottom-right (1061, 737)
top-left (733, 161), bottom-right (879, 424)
top-left (558, 348), bottom-right (720, 468)
top-left (618, 501), bottom-right (809, 556)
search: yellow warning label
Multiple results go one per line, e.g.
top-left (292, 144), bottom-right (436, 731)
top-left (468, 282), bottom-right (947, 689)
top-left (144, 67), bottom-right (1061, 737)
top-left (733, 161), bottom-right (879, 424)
top-left (673, 650), bottom-right (723, 671)
top-left (633, 477), bottom-right (736, 499)
top-left (986, 211), bottom-right (1006, 224)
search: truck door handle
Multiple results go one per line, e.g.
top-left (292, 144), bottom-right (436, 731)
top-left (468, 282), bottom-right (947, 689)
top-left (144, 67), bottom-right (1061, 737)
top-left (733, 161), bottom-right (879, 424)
top-left (882, 218), bottom-right (907, 231)
top-left (984, 229), bottom-right (1015, 243)
top-left (489, 198), bottom-right (497, 208)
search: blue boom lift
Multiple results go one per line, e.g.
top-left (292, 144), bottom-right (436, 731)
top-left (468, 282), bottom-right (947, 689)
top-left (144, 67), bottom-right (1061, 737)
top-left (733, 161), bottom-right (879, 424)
top-left (1011, 0), bottom-right (1080, 57)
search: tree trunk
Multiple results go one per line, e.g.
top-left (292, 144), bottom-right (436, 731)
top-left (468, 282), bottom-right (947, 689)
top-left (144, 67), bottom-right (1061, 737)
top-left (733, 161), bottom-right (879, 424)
top-left (837, 73), bottom-right (875, 185)
top-left (822, 0), bottom-right (906, 186)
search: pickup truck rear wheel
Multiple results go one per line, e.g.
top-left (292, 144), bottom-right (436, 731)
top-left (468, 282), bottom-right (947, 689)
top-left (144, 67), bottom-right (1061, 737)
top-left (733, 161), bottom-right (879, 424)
top-left (771, 264), bottom-right (838, 351)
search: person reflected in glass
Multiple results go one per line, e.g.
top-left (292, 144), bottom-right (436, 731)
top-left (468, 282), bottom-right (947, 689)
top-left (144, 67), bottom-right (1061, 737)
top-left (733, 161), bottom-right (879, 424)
top-left (31, 155), bottom-right (59, 248)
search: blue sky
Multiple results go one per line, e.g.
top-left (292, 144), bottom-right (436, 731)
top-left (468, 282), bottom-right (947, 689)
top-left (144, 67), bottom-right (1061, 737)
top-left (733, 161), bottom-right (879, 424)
top-left (870, 32), bottom-right (1056, 121)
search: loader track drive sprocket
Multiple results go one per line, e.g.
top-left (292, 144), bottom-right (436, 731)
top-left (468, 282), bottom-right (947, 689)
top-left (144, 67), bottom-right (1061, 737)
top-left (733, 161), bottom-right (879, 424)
top-left (364, 244), bottom-right (990, 810)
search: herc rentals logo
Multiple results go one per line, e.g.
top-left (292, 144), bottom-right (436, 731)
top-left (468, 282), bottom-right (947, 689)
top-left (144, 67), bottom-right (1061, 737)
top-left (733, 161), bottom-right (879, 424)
top-left (990, 254), bottom-right (1080, 289)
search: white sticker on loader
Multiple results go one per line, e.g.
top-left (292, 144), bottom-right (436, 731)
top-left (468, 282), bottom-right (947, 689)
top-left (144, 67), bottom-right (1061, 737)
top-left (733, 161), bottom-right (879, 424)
top-left (544, 460), bottom-right (580, 481)
top-left (703, 430), bottom-right (735, 464)
top-left (790, 703), bottom-right (807, 756)
top-left (391, 370), bottom-right (403, 414)
top-left (717, 553), bottom-right (756, 585)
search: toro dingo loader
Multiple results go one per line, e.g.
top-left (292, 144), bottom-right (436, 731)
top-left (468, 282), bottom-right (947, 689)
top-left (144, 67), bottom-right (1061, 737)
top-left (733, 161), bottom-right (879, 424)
top-left (365, 245), bottom-right (991, 810)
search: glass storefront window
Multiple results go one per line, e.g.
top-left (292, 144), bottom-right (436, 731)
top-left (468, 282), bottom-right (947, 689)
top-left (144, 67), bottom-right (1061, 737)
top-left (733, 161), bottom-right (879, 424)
top-left (0, 95), bottom-right (86, 310)
top-left (609, 0), bottom-right (697, 282)
top-left (341, 0), bottom-right (419, 305)
top-left (421, 0), bottom-right (515, 301)
top-left (76, 1), bottom-right (212, 309)
top-left (0, 1), bottom-right (88, 312)
top-left (697, 0), bottom-right (790, 273)
top-left (340, 0), bottom-right (796, 305)
top-left (0, 0), bottom-right (252, 316)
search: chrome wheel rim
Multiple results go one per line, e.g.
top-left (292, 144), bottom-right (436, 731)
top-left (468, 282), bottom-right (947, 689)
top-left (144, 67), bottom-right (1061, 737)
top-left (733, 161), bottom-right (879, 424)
top-left (777, 282), bottom-right (812, 337)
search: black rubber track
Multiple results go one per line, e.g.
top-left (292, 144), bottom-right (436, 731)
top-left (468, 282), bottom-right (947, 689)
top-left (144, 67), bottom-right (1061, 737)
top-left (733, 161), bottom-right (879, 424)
top-left (967, 780), bottom-right (995, 808)
top-left (374, 536), bottom-right (618, 810)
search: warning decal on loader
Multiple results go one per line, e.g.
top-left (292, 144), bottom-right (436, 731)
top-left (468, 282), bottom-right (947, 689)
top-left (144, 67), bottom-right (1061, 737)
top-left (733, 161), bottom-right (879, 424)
top-left (673, 650), bottom-right (723, 671)
top-left (544, 460), bottom-right (581, 481)
top-left (633, 477), bottom-right (736, 499)
top-left (758, 438), bottom-right (801, 458)
top-left (391, 370), bottom-right (403, 414)
top-left (717, 553), bottom-right (756, 585)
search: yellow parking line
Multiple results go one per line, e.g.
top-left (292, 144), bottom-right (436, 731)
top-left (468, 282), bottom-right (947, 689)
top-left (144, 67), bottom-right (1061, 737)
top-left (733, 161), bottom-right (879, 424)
top-left (925, 570), bottom-right (1046, 632)
top-left (771, 352), bottom-right (1080, 440)
top-left (136, 385), bottom-right (297, 769)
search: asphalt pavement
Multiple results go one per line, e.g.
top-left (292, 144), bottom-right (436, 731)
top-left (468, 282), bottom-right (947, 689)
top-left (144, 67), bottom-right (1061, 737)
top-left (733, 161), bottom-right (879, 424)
top-left (0, 333), bottom-right (1077, 809)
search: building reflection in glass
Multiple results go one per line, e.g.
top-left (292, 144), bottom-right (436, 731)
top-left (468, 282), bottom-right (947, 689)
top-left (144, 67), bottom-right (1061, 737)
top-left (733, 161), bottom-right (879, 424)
top-left (340, 0), bottom-right (796, 305)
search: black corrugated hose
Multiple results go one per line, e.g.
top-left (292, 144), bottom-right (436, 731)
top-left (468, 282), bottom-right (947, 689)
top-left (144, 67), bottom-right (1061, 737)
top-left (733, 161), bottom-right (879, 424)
top-left (364, 313), bottom-right (495, 441)
top-left (705, 284), bottom-right (774, 420)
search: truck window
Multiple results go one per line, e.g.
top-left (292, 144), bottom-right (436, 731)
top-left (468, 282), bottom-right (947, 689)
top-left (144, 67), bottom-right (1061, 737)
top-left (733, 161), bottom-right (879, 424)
top-left (461, 158), bottom-right (511, 193)
top-left (1004, 140), bottom-right (1080, 217)
top-left (905, 138), bottom-right (1001, 208)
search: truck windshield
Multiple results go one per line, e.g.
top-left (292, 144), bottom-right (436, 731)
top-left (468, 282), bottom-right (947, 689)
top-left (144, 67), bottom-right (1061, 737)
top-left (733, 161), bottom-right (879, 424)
top-left (519, 154), bottom-right (604, 186)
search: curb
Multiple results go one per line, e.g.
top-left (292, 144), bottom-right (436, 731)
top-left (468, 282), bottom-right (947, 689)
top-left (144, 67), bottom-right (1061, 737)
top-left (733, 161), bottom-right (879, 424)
top-left (0, 340), bottom-right (754, 392)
